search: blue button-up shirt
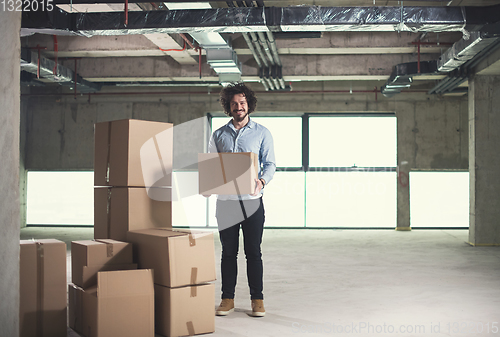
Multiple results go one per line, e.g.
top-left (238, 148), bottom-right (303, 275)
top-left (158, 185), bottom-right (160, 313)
top-left (208, 118), bottom-right (276, 200)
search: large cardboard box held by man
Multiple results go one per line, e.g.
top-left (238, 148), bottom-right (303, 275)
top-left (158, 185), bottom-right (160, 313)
top-left (126, 228), bottom-right (216, 288)
top-left (94, 186), bottom-right (172, 241)
top-left (198, 152), bottom-right (258, 195)
top-left (94, 119), bottom-right (173, 188)
top-left (71, 239), bottom-right (137, 289)
top-left (20, 239), bottom-right (67, 337)
top-left (68, 269), bottom-right (155, 337)
top-left (155, 283), bottom-right (215, 337)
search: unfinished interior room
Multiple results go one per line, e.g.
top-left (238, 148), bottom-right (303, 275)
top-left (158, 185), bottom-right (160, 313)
top-left (1, 0), bottom-right (500, 336)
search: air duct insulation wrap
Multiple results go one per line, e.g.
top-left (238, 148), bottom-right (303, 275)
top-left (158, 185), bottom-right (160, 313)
top-left (21, 5), bottom-right (500, 36)
top-left (438, 32), bottom-right (499, 72)
top-left (280, 6), bottom-right (466, 33)
top-left (76, 7), bottom-right (267, 37)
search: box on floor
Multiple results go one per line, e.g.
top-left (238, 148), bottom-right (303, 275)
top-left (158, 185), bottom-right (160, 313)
top-left (69, 269), bottom-right (155, 337)
top-left (20, 239), bottom-right (67, 337)
top-left (155, 283), bottom-right (215, 337)
top-left (94, 119), bottom-right (173, 188)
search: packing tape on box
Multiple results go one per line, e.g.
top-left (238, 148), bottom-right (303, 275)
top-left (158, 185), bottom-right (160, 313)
top-left (105, 122), bottom-right (112, 184)
top-left (106, 188), bottom-right (112, 239)
top-left (218, 153), bottom-right (228, 184)
top-left (69, 285), bottom-right (83, 332)
top-left (36, 242), bottom-right (45, 337)
top-left (94, 239), bottom-right (114, 257)
top-left (188, 234), bottom-right (196, 247)
top-left (152, 133), bottom-right (168, 177)
top-left (190, 268), bottom-right (198, 289)
top-left (186, 321), bottom-right (195, 336)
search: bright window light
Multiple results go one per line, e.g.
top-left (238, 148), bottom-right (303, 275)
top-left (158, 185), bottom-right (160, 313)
top-left (172, 171), bottom-right (207, 227)
top-left (309, 116), bottom-right (396, 167)
top-left (261, 172), bottom-right (305, 227)
top-left (305, 171), bottom-right (396, 227)
top-left (27, 171), bottom-right (94, 226)
top-left (211, 116), bottom-right (302, 167)
top-left (410, 172), bottom-right (469, 228)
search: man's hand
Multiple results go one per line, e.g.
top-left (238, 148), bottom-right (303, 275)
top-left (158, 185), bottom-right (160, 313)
top-left (251, 178), bottom-right (264, 196)
top-left (202, 194), bottom-right (211, 198)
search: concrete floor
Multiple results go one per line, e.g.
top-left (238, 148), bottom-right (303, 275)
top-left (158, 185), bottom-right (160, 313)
top-left (20, 227), bottom-right (500, 337)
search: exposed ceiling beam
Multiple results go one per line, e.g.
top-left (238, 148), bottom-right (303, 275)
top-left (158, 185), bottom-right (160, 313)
top-left (65, 53), bottom-right (438, 80)
top-left (21, 31), bottom-right (459, 58)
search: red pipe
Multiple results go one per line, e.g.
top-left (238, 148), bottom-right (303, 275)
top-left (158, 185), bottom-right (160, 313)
top-left (53, 35), bottom-right (58, 75)
top-left (179, 33), bottom-right (198, 51)
top-left (74, 59), bottom-right (78, 99)
top-left (417, 40), bottom-right (421, 74)
top-left (199, 48), bottom-right (202, 79)
top-left (31, 45), bottom-right (47, 79)
top-left (410, 42), bottom-right (452, 46)
top-left (124, 0), bottom-right (128, 26)
top-left (159, 41), bottom-right (186, 52)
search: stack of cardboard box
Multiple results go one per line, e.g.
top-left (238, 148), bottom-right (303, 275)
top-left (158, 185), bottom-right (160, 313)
top-left (68, 239), bottom-right (154, 337)
top-left (93, 119), bottom-right (174, 241)
top-left (127, 228), bottom-right (216, 336)
top-left (19, 239), bottom-right (67, 337)
top-left (90, 119), bottom-right (216, 337)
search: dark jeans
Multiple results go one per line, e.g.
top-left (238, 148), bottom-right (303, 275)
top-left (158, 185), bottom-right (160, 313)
top-left (216, 198), bottom-right (265, 300)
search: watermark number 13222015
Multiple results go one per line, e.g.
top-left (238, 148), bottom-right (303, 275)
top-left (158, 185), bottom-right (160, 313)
top-left (1, 0), bottom-right (54, 12)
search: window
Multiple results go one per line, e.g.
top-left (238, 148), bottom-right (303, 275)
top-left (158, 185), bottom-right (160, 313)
top-left (209, 115), bottom-right (397, 228)
top-left (309, 116), bottom-right (396, 168)
top-left (211, 116), bottom-right (302, 168)
top-left (27, 171), bottom-right (94, 226)
top-left (410, 172), bottom-right (469, 228)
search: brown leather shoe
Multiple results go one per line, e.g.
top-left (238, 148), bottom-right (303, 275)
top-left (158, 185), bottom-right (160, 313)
top-left (251, 299), bottom-right (265, 317)
top-left (216, 298), bottom-right (234, 316)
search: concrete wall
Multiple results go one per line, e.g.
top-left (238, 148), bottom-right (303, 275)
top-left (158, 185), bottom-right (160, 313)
top-left (21, 83), bottom-right (469, 229)
top-left (0, 11), bottom-right (21, 337)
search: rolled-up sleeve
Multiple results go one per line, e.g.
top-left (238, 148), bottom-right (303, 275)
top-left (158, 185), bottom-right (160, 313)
top-left (259, 128), bottom-right (276, 185)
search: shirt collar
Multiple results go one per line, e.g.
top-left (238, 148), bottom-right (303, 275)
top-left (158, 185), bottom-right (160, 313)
top-left (226, 117), bottom-right (255, 131)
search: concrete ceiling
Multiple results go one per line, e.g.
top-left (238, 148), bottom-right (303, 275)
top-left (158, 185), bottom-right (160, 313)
top-left (20, 1), bottom-right (500, 95)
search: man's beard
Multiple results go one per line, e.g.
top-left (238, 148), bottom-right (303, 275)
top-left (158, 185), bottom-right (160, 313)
top-left (232, 110), bottom-right (248, 122)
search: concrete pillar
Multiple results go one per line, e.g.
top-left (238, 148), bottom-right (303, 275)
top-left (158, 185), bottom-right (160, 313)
top-left (468, 74), bottom-right (500, 245)
top-left (395, 102), bottom-right (415, 230)
top-left (0, 10), bottom-right (21, 337)
top-left (20, 91), bottom-right (28, 228)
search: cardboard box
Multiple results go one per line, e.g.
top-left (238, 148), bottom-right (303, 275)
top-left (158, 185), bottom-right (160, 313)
top-left (198, 152), bottom-right (258, 195)
top-left (72, 239), bottom-right (137, 289)
top-left (94, 119), bottom-right (173, 188)
top-left (20, 239), bottom-right (67, 337)
top-left (126, 229), bottom-right (216, 288)
top-left (94, 187), bottom-right (172, 241)
top-left (155, 283), bottom-right (215, 337)
top-left (69, 269), bottom-right (155, 337)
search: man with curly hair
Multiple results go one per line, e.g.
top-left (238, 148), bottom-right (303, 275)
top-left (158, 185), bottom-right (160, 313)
top-left (207, 82), bottom-right (276, 317)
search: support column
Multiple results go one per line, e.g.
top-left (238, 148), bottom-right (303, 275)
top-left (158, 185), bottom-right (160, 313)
top-left (396, 102), bottom-right (415, 231)
top-left (468, 74), bottom-right (500, 245)
top-left (0, 10), bottom-right (21, 337)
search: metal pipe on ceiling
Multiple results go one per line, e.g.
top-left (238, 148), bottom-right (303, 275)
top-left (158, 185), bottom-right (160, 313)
top-left (257, 32), bottom-right (275, 66)
top-left (242, 33), bottom-right (262, 68)
top-left (249, 32), bottom-right (268, 67)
